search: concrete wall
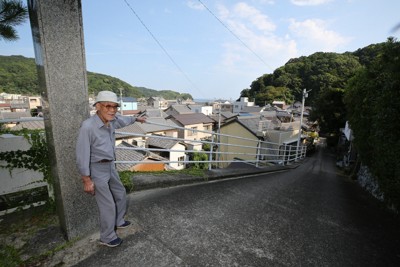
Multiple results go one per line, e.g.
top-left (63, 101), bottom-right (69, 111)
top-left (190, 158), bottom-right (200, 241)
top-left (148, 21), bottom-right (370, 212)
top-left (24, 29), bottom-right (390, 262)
top-left (0, 134), bottom-right (49, 215)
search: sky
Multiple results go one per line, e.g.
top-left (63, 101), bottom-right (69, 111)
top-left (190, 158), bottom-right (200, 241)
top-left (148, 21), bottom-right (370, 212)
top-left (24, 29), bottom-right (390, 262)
top-left (1, 0), bottom-right (399, 100)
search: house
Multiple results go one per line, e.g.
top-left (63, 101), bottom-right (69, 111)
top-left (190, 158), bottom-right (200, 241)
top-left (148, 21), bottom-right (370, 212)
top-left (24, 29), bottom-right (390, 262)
top-left (167, 113), bottom-right (214, 142)
top-left (147, 97), bottom-right (168, 109)
top-left (272, 100), bottom-right (286, 109)
top-left (11, 119), bottom-right (45, 130)
top-left (212, 100), bottom-right (233, 113)
top-left (0, 111), bottom-right (32, 128)
top-left (209, 111), bottom-right (237, 130)
top-left (232, 97), bottom-right (255, 113)
top-left (26, 96), bottom-right (42, 110)
top-left (164, 104), bottom-right (193, 116)
top-left (147, 135), bottom-right (187, 170)
top-left (219, 114), bottom-right (302, 167)
top-left (116, 116), bottom-right (179, 148)
top-left (118, 97), bottom-right (137, 113)
top-left (239, 106), bottom-right (264, 115)
top-left (0, 103), bottom-right (11, 112)
top-left (10, 101), bottom-right (30, 112)
top-left (218, 116), bottom-right (262, 167)
top-left (142, 108), bottom-right (168, 118)
top-left (115, 142), bottom-right (166, 172)
top-left (276, 110), bottom-right (293, 123)
top-left (188, 104), bottom-right (213, 116)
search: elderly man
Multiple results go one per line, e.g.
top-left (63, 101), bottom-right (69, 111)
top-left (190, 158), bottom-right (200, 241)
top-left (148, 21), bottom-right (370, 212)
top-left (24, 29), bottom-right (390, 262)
top-left (76, 91), bottom-right (146, 247)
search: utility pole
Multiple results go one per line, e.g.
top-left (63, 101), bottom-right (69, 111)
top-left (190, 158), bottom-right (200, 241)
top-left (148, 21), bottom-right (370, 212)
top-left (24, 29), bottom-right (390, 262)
top-left (296, 89), bottom-right (311, 160)
top-left (119, 88), bottom-right (123, 115)
top-left (217, 102), bottom-right (221, 168)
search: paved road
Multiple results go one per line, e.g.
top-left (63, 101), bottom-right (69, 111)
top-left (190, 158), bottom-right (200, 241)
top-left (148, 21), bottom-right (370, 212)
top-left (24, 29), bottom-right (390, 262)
top-left (75, 144), bottom-right (400, 266)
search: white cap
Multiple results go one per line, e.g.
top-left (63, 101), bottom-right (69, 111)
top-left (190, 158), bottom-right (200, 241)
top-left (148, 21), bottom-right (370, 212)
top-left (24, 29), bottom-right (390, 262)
top-left (93, 91), bottom-right (119, 106)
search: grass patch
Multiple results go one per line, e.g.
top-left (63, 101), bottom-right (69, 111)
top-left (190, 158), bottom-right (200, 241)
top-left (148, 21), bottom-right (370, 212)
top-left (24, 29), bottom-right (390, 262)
top-left (119, 168), bottom-right (206, 193)
top-left (0, 245), bottom-right (22, 267)
top-left (0, 204), bottom-right (59, 267)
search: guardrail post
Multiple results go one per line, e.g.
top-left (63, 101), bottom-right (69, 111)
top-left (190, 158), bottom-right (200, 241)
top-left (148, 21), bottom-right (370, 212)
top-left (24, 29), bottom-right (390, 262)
top-left (287, 145), bottom-right (291, 164)
top-left (208, 134), bottom-right (215, 170)
top-left (256, 140), bottom-right (261, 167)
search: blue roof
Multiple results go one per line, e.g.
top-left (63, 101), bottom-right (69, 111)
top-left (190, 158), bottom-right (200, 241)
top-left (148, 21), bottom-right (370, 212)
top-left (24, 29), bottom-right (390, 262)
top-left (118, 97), bottom-right (137, 102)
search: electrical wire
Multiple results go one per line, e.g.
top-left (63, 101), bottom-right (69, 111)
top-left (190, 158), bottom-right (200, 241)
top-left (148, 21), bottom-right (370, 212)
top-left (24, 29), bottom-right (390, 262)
top-left (197, 0), bottom-right (272, 70)
top-left (122, 0), bottom-right (206, 98)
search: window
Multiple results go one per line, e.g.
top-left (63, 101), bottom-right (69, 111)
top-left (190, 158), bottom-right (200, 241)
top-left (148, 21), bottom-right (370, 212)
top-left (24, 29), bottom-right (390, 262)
top-left (188, 127), bottom-right (197, 136)
top-left (178, 156), bottom-right (185, 166)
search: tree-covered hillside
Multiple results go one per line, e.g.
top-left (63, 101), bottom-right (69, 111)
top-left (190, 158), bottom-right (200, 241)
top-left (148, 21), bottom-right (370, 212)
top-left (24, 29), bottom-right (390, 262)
top-left (240, 41), bottom-right (386, 134)
top-left (240, 38), bottom-right (400, 211)
top-left (0, 55), bottom-right (192, 100)
top-left (0, 55), bottom-right (38, 95)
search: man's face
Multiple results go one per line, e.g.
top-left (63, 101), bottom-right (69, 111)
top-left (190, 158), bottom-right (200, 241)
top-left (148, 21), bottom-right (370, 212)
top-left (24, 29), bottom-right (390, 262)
top-left (96, 102), bottom-right (119, 123)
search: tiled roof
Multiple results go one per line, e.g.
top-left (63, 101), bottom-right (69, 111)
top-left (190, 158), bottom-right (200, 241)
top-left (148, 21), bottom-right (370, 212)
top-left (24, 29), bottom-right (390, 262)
top-left (170, 113), bottom-right (214, 126)
top-left (141, 117), bottom-right (179, 133)
top-left (237, 115), bottom-right (263, 134)
top-left (118, 97), bottom-right (137, 102)
top-left (10, 103), bottom-right (29, 109)
top-left (115, 142), bottom-right (148, 171)
top-left (115, 142), bottom-right (167, 171)
top-left (260, 110), bottom-right (277, 119)
top-left (116, 123), bottom-right (145, 139)
top-left (221, 111), bottom-right (237, 119)
top-left (147, 135), bottom-right (181, 149)
top-left (12, 120), bottom-right (45, 130)
top-left (240, 106), bottom-right (264, 113)
top-left (209, 112), bottom-right (237, 123)
top-left (143, 109), bottom-right (168, 118)
top-left (0, 111), bottom-right (32, 120)
top-left (116, 117), bottom-right (179, 138)
top-left (120, 110), bottom-right (141, 116)
top-left (170, 105), bottom-right (193, 114)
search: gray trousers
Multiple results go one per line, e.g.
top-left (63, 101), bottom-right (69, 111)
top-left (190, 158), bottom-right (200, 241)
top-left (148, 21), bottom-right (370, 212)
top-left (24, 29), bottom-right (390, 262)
top-left (90, 161), bottom-right (127, 243)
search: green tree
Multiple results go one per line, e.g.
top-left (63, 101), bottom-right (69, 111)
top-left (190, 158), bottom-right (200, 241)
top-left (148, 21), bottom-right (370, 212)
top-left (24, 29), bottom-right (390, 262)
top-left (242, 51), bottom-right (362, 133)
top-left (255, 86), bottom-right (293, 106)
top-left (178, 93), bottom-right (193, 100)
top-left (311, 87), bottom-right (346, 134)
top-left (345, 37), bottom-right (400, 210)
top-left (0, 0), bottom-right (28, 41)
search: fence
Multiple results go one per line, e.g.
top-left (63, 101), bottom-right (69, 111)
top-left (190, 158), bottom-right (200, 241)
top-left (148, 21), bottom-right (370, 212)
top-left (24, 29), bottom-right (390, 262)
top-left (0, 116), bottom-right (306, 214)
top-left (0, 117), bottom-right (307, 171)
top-left (115, 120), bottom-right (307, 170)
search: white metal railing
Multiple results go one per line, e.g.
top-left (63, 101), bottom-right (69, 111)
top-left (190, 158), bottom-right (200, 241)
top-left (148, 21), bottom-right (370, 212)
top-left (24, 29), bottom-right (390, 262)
top-left (0, 116), bottom-right (307, 171)
top-left (115, 120), bottom-right (307, 170)
top-left (0, 116), bottom-right (306, 216)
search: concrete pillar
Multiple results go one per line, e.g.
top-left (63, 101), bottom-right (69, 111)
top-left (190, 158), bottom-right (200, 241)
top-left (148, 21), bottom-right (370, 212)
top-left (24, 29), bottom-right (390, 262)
top-left (28, 0), bottom-right (98, 240)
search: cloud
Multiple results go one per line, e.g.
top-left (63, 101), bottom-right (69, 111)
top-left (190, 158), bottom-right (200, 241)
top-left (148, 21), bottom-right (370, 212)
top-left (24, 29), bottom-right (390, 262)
top-left (232, 2), bottom-right (276, 32)
top-left (291, 0), bottom-right (333, 6)
top-left (288, 18), bottom-right (350, 51)
top-left (215, 2), bottom-right (297, 72)
top-left (186, 1), bottom-right (205, 10)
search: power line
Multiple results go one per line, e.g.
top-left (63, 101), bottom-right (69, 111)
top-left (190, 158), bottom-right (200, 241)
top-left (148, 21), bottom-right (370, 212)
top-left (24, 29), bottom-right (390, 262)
top-left (197, 0), bottom-right (272, 70)
top-left (122, 0), bottom-right (206, 97)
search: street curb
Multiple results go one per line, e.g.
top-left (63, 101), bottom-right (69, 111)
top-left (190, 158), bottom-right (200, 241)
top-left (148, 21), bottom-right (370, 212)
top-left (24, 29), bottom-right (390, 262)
top-left (131, 163), bottom-right (301, 192)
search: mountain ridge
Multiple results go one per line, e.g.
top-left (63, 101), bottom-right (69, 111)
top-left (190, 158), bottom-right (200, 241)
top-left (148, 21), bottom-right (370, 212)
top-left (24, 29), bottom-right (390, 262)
top-left (0, 55), bottom-right (193, 100)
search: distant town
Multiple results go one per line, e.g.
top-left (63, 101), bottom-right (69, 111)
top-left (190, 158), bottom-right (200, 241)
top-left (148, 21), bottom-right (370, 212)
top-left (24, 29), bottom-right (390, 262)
top-left (0, 91), bottom-right (317, 173)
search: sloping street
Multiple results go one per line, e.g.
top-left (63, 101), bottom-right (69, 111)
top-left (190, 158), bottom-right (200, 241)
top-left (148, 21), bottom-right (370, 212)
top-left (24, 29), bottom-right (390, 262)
top-left (76, 143), bottom-right (400, 266)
